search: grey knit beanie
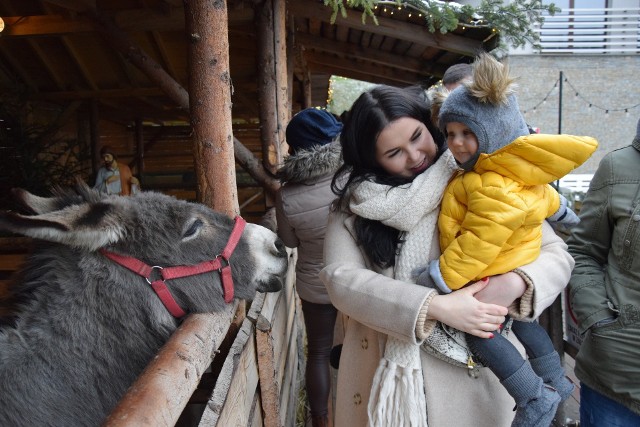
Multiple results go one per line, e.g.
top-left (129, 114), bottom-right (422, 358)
top-left (633, 116), bottom-right (640, 150)
top-left (438, 85), bottom-right (530, 171)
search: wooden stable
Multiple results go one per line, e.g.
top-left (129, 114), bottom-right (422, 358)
top-left (0, 1), bottom-right (509, 425)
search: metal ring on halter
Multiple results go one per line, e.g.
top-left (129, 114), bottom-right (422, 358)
top-left (216, 255), bottom-right (230, 273)
top-left (145, 266), bottom-right (164, 284)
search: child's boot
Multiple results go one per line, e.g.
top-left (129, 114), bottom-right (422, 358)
top-left (529, 352), bottom-right (574, 402)
top-left (501, 361), bottom-right (561, 427)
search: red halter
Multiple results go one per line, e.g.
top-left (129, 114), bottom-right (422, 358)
top-left (101, 215), bottom-right (246, 318)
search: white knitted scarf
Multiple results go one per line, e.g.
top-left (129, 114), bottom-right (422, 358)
top-left (349, 151), bottom-right (457, 427)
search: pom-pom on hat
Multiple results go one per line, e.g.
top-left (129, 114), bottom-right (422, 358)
top-left (438, 53), bottom-right (530, 171)
top-left (286, 108), bottom-right (342, 153)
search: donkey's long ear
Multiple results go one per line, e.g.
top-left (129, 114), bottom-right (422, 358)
top-left (11, 182), bottom-right (99, 214)
top-left (0, 201), bottom-right (124, 251)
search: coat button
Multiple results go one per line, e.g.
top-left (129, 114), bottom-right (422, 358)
top-left (353, 393), bottom-right (362, 405)
top-left (633, 214), bottom-right (640, 221)
top-left (361, 338), bottom-right (368, 349)
top-left (625, 239), bottom-right (631, 247)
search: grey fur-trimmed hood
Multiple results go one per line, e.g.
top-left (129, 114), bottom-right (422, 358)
top-left (277, 140), bottom-right (342, 185)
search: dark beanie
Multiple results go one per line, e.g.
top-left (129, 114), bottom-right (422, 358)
top-left (286, 108), bottom-right (343, 153)
top-left (442, 63), bottom-right (472, 87)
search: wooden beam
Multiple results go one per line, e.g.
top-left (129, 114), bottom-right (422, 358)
top-left (0, 44), bottom-right (38, 91)
top-left (1, 8), bottom-right (253, 37)
top-left (27, 40), bottom-right (67, 90)
top-left (304, 52), bottom-right (423, 85)
top-left (43, 0), bottom-right (96, 12)
top-left (295, 31), bottom-right (447, 77)
top-left (289, 0), bottom-right (486, 57)
top-left (151, 31), bottom-right (179, 80)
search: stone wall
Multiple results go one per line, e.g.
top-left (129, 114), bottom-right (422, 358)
top-left (508, 55), bottom-right (640, 174)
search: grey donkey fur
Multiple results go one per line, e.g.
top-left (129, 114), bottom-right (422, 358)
top-left (0, 184), bottom-right (288, 426)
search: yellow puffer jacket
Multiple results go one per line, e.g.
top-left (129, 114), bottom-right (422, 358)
top-left (439, 133), bottom-right (598, 290)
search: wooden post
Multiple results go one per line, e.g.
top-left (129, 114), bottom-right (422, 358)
top-left (185, 0), bottom-right (237, 214)
top-left (134, 118), bottom-right (144, 185)
top-left (90, 98), bottom-right (100, 173)
top-left (274, 0), bottom-right (290, 149)
top-left (256, 0), bottom-right (289, 182)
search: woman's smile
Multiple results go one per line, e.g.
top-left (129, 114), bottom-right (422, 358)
top-left (375, 117), bottom-right (438, 178)
top-left (410, 157), bottom-right (430, 174)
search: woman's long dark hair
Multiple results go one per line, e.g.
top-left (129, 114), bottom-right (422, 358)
top-left (331, 85), bottom-right (445, 268)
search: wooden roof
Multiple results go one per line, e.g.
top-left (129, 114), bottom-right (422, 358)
top-left (0, 0), bottom-right (498, 125)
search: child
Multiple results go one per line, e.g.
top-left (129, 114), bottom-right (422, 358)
top-left (426, 53), bottom-right (598, 427)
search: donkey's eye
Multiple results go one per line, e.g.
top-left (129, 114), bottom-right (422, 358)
top-left (183, 219), bottom-right (203, 240)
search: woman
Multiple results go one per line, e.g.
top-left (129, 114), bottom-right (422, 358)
top-left (320, 85), bottom-right (574, 426)
top-left (275, 108), bottom-right (342, 427)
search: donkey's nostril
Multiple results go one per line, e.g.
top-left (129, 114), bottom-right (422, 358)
top-left (274, 238), bottom-right (286, 256)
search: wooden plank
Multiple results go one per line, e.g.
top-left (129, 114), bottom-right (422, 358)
top-left (104, 305), bottom-right (237, 427)
top-left (198, 315), bottom-right (259, 426)
top-left (250, 249), bottom-right (297, 427)
top-left (254, 285), bottom-right (288, 426)
top-left (279, 303), bottom-right (302, 427)
top-left (0, 254), bottom-right (26, 271)
top-left (0, 237), bottom-right (32, 252)
top-left (0, 279), bottom-right (13, 300)
top-left (248, 390), bottom-right (265, 427)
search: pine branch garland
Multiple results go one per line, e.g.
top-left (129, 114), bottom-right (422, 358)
top-left (323, 0), bottom-right (560, 51)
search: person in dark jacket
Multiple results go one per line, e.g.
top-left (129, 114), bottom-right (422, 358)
top-left (275, 108), bottom-right (342, 427)
top-left (567, 117), bottom-right (640, 426)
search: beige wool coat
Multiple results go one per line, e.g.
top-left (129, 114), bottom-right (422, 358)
top-left (321, 213), bottom-right (574, 427)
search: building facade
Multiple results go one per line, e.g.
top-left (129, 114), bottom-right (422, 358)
top-left (508, 0), bottom-right (640, 174)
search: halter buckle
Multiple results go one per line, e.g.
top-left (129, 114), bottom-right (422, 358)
top-left (145, 265), bottom-right (164, 284)
top-left (216, 255), bottom-right (230, 273)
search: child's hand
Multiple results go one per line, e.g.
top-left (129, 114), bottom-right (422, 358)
top-left (413, 264), bottom-right (432, 287)
top-left (429, 259), bottom-right (451, 294)
top-left (548, 194), bottom-right (580, 228)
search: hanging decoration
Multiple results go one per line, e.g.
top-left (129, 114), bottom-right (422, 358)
top-left (522, 74), bottom-right (640, 116)
top-left (322, 0), bottom-right (560, 51)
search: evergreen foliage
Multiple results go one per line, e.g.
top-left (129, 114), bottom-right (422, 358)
top-left (323, 0), bottom-right (560, 51)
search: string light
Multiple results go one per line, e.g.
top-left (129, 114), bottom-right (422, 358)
top-left (522, 75), bottom-right (640, 117)
top-left (372, 1), bottom-right (498, 32)
top-left (563, 75), bottom-right (640, 114)
top-left (523, 79), bottom-right (559, 114)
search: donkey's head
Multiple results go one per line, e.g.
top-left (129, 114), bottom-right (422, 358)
top-left (0, 183), bottom-right (288, 315)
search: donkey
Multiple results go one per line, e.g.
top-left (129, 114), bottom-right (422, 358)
top-left (0, 184), bottom-right (288, 426)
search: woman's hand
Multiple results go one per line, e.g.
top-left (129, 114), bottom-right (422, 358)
top-left (427, 279), bottom-right (508, 338)
top-left (474, 272), bottom-right (526, 307)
